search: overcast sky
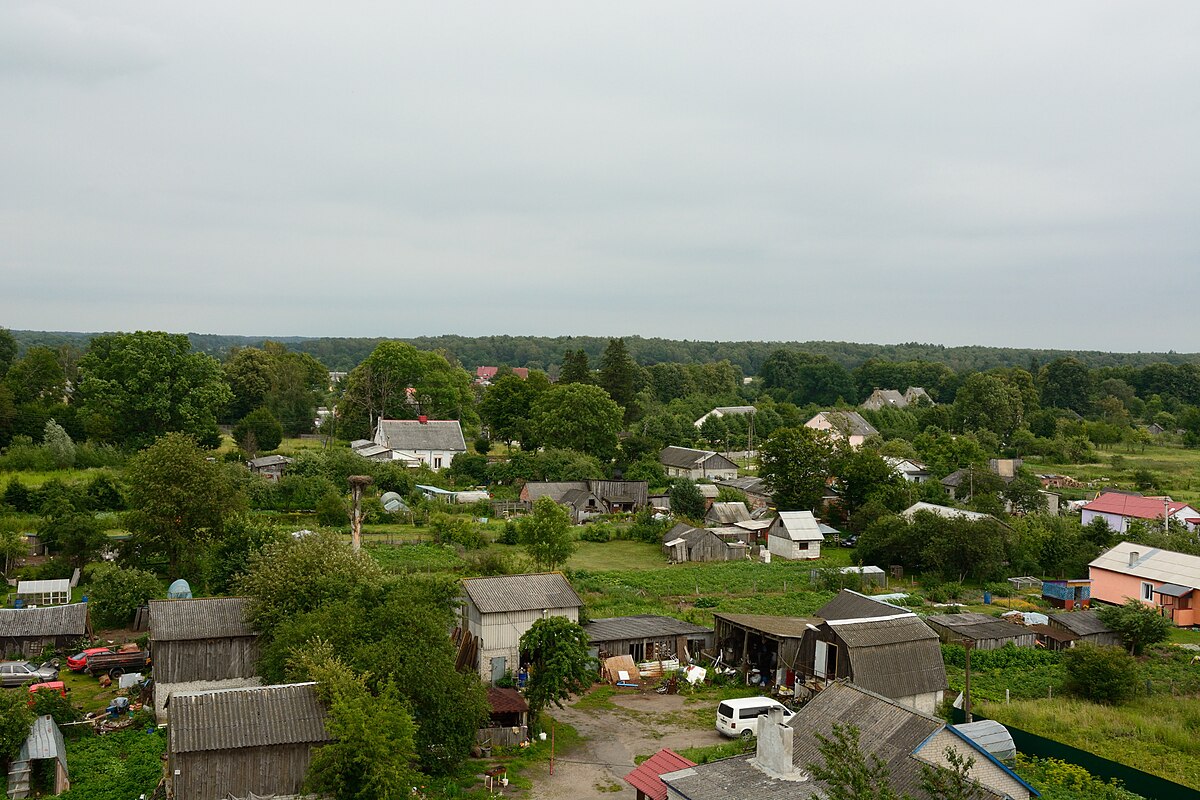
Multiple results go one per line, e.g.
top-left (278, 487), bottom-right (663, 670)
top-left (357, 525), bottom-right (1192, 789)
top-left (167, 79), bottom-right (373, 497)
top-left (2, 2), bottom-right (1198, 351)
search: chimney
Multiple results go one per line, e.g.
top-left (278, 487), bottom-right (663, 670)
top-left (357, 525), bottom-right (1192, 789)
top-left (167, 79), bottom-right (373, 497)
top-left (1129, 550), bottom-right (1140, 567)
top-left (418, 415), bottom-right (428, 424)
top-left (753, 706), bottom-right (805, 781)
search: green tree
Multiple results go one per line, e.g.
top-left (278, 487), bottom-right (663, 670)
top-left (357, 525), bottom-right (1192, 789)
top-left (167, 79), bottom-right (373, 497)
top-left (0, 529), bottom-right (26, 576)
top-left (0, 327), bottom-right (16, 378)
top-left (760, 350), bottom-right (855, 406)
top-left (598, 338), bottom-right (639, 419)
top-left (806, 722), bottom-right (907, 800)
top-left (558, 349), bottom-right (593, 384)
top-left (669, 479), bottom-right (706, 522)
top-left (833, 447), bottom-right (906, 519)
top-left (85, 562), bottom-right (163, 628)
top-left (39, 511), bottom-right (107, 568)
top-left (758, 426), bottom-right (835, 511)
top-left (529, 384), bottom-right (622, 461)
top-left (953, 372), bottom-right (1024, 443)
top-left (223, 346), bottom-right (274, 421)
top-left (42, 418), bottom-right (76, 468)
top-left (1039, 357), bottom-right (1093, 415)
top-left (4, 346), bottom-right (67, 406)
top-left (1096, 599), bottom-right (1172, 655)
top-left (518, 496), bottom-right (575, 570)
top-left (233, 407), bottom-right (284, 453)
top-left (297, 646), bottom-right (424, 800)
top-left (919, 747), bottom-right (985, 800)
top-left (1062, 645), bottom-right (1140, 704)
top-left (0, 689), bottom-right (34, 762)
top-left (123, 432), bottom-right (246, 574)
top-left (1002, 469), bottom-right (1045, 515)
top-left (520, 616), bottom-right (596, 718)
top-left (76, 331), bottom-right (231, 448)
top-left (480, 373), bottom-right (542, 447)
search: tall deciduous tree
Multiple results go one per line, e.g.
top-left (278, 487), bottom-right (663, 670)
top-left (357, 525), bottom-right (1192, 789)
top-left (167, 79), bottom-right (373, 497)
top-left (4, 346), bottom-right (67, 406)
top-left (0, 327), bottom-right (16, 378)
top-left (233, 407), bottom-right (284, 453)
top-left (480, 373), bottom-right (543, 448)
top-left (953, 373), bottom-right (1023, 443)
top-left (77, 331), bottom-right (231, 448)
top-left (529, 383), bottom-right (622, 461)
top-left (760, 350), bottom-right (855, 406)
top-left (519, 616), bottom-right (596, 718)
top-left (1039, 357), bottom-right (1093, 415)
top-left (669, 479), bottom-right (706, 522)
top-left (758, 426), bottom-right (835, 512)
top-left (123, 432), bottom-right (246, 575)
top-left (518, 496), bottom-right (575, 571)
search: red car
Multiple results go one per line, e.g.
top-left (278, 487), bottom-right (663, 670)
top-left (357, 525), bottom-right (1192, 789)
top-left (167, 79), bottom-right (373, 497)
top-left (28, 681), bottom-right (68, 702)
top-left (67, 647), bottom-right (114, 672)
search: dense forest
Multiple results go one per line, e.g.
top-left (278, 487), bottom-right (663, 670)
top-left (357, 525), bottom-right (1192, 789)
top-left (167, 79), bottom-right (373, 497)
top-left (12, 330), bottom-right (1200, 374)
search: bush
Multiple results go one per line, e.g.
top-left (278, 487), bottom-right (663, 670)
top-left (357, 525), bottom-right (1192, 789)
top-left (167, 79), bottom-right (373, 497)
top-left (984, 581), bottom-right (1015, 598)
top-left (498, 520), bottom-right (519, 545)
top-left (316, 491), bottom-right (348, 527)
top-left (85, 563), bottom-right (163, 629)
top-left (579, 524), bottom-right (612, 543)
top-left (233, 407), bottom-right (284, 453)
top-left (1062, 645), bottom-right (1140, 704)
top-left (30, 687), bottom-right (81, 725)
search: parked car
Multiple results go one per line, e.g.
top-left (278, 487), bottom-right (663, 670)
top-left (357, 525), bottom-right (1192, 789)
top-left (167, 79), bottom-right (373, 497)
top-left (0, 660), bottom-right (60, 689)
top-left (27, 681), bottom-right (68, 703)
top-left (67, 647), bottom-right (115, 672)
top-left (715, 696), bottom-right (794, 739)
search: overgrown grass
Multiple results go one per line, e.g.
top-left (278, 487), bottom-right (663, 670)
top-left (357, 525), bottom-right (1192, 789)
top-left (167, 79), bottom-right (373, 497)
top-left (568, 540), bottom-right (665, 571)
top-left (57, 727), bottom-right (165, 800)
top-left (365, 542), bottom-right (469, 574)
top-left (1029, 443), bottom-right (1200, 503)
top-left (984, 696), bottom-right (1200, 790)
top-left (676, 738), bottom-right (753, 764)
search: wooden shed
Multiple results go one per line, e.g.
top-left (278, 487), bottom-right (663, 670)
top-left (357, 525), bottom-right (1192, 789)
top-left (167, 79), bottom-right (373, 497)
top-left (924, 613), bottom-right (1036, 650)
top-left (149, 597), bottom-right (259, 684)
top-left (0, 604), bottom-right (90, 658)
top-left (583, 615), bottom-right (714, 663)
top-left (662, 524), bottom-right (747, 563)
top-left (1046, 609), bottom-right (1121, 647)
top-left (712, 612), bottom-right (814, 687)
top-left (168, 682), bottom-right (330, 800)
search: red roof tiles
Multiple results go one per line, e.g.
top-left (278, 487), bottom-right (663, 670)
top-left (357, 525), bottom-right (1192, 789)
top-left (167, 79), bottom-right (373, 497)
top-left (1083, 492), bottom-right (1195, 520)
top-left (625, 749), bottom-right (697, 800)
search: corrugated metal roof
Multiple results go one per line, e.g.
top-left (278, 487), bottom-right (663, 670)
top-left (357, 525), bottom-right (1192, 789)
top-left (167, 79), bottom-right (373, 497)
top-left (625, 749), bottom-right (697, 800)
top-left (247, 455), bottom-right (292, 468)
top-left (1083, 492), bottom-right (1195, 520)
top-left (817, 590), bottom-right (909, 621)
top-left (707, 502), bottom-right (751, 524)
top-left (953, 720), bottom-right (1016, 762)
top-left (1090, 541), bottom-right (1200, 588)
top-left (149, 597), bottom-right (255, 642)
top-left (22, 715), bottom-right (67, 772)
top-left (462, 573), bottom-right (582, 615)
top-left (712, 612), bottom-right (815, 639)
top-left (1048, 609), bottom-right (1113, 637)
top-left (523, 482), bottom-right (589, 502)
top-left (168, 683), bottom-right (330, 753)
top-left (0, 603), bottom-right (88, 637)
top-left (925, 613), bottom-right (1034, 643)
top-left (832, 616), bottom-right (937, 647)
top-left (808, 410), bottom-right (879, 437)
top-left (659, 447), bottom-right (735, 471)
top-left (771, 511), bottom-right (824, 542)
top-left (901, 502), bottom-right (996, 523)
top-left (376, 418), bottom-right (466, 452)
top-left (583, 615), bottom-right (712, 643)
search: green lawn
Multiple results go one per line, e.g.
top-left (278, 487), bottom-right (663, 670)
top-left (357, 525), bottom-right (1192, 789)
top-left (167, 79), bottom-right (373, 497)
top-left (569, 540), bottom-right (664, 571)
top-left (1028, 443), bottom-right (1200, 504)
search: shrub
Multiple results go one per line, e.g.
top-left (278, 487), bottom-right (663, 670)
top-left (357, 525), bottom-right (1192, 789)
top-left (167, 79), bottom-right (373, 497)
top-left (694, 597), bottom-right (719, 608)
top-left (984, 581), bottom-right (1014, 598)
top-left (580, 524), bottom-right (612, 543)
top-left (30, 687), bottom-right (81, 725)
top-left (316, 491), bottom-right (348, 527)
top-left (84, 562), bottom-right (162, 629)
top-left (233, 407), bottom-right (284, 453)
top-left (498, 520), bottom-right (519, 545)
top-left (1062, 645), bottom-right (1139, 704)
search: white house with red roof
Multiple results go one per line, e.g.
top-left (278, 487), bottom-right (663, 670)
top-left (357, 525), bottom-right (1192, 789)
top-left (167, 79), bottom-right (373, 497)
top-left (475, 366), bottom-right (529, 386)
top-left (1080, 492), bottom-right (1200, 533)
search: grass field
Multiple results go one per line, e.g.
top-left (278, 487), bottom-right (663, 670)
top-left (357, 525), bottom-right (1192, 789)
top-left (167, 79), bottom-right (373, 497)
top-left (1027, 443), bottom-right (1200, 504)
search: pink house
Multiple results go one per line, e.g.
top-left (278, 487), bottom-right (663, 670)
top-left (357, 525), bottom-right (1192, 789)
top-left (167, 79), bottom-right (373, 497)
top-left (1080, 492), bottom-right (1200, 534)
top-left (1089, 541), bottom-right (1200, 627)
top-left (804, 410), bottom-right (878, 450)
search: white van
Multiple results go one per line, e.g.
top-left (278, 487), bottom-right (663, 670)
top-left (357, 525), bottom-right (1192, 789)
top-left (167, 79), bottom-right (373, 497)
top-left (715, 696), bottom-right (794, 739)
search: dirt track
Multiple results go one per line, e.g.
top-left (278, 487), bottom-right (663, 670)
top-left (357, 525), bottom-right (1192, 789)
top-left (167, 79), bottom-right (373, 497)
top-left (523, 691), bottom-right (728, 800)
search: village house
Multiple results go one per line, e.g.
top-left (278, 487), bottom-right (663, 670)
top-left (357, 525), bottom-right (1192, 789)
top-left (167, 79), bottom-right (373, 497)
top-left (804, 410), bottom-right (878, 450)
top-left (583, 615), bottom-right (714, 663)
top-left (1081, 492), bottom-right (1200, 534)
top-left (924, 612), bottom-right (1037, 651)
top-left (860, 387), bottom-right (934, 411)
top-left (658, 446), bottom-right (739, 480)
top-left (660, 682), bottom-right (1033, 800)
top-left (373, 416), bottom-right (467, 470)
top-left (460, 573), bottom-right (583, 683)
top-left (765, 511), bottom-right (824, 560)
top-left (150, 597), bottom-right (261, 720)
top-left (0, 604), bottom-right (90, 659)
top-left (519, 480), bottom-right (648, 521)
top-left (807, 590), bottom-right (947, 715)
top-left (693, 406), bottom-right (756, 427)
top-left (883, 456), bottom-right (931, 483)
top-left (901, 502), bottom-right (997, 524)
top-left (167, 682), bottom-right (331, 800)
top-left (245, 454), bottom-right (292, 481)
top-left (1089, 541), bottom-right (1200, 626)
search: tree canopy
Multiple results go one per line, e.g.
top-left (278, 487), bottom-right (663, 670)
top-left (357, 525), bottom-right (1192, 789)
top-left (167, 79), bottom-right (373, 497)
top-left (529, 383), bottom-right (622, 461)
top-left (758, 426), bottom-right (835, 511)
top-left (519, 616), bottom-right (596, 717)
top-left (518, 496), bottom-right (575, 571)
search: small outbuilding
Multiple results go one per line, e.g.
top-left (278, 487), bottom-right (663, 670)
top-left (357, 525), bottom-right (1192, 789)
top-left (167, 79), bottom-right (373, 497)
top-left (245, 454), bottom-right (292, 481)
top-left (625, 749), bottom-right (697, 800)
top-left (583, 615), bottom-right (714, 663)
top-left (924, 613), bottom-right (1036, 650)
top-left (662, 524), bottom-right (748, 563)
top-left (1041, 579), bottom-right (1091, 610)
top-left (15, 579), bottom-right (70, 607)
top-left (711, 612), bottom-right (814, 688)
top-left (0, 604), bottom-right (90, 658)
top-left (1046, 609), bottom-right (1121, 647)
top-left (766, 511), bottom-right (824, 560)
top-left (168, 682), bottom-right (331, 800)
top-left (479, 686), bottom-right (530, 747)
top-left (8, 715), bottom-right (70, 796)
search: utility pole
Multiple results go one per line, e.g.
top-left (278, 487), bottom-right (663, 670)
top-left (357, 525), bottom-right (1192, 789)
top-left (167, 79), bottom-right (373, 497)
top-left (963, 639), bottom-right (974, 723)
top-left (348, 475), bottom-right (373, 551)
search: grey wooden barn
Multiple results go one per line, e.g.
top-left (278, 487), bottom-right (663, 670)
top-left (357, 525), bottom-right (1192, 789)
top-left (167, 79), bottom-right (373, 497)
top-left (1046, 609), bottom-right (1121, 647)
top-left (662, 524), bottom-right (748, 563)
top-left (0, 604), bottom-right (90, 659)
top-left (924, 612), bottom-right (1036, 650)
top-left (150, 597), bottom-right (259, 684)
top-left (168, 682), bottom-right (330, 800)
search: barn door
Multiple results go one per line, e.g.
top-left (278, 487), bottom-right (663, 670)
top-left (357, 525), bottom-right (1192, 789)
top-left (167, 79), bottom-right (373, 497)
top-left (490, 656), bottom-right (507, 684)
top-left (814, 640), bottom-right (827, 679)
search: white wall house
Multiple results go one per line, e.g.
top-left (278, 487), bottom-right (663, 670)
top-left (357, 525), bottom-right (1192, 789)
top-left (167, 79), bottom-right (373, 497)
top-left (373, 417), bottom-right (466, 470)
top-left (461, 574), bottom-right (583, 684)
top-left (766, 511), bottom-right (824, 560)
top-left (804, 411), bottom-right (878, 450)
top-left (658, 446), bottom-right (739, 481)
top-left (1080, 492), bottom-right (1200, 534)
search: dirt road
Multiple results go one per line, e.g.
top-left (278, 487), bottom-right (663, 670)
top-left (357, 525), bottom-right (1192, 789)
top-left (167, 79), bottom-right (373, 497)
top-left (524, 691), bottom-right (729, 800)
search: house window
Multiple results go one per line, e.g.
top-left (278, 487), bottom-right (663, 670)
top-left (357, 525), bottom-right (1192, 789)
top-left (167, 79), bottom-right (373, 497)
top-left (1141, 582), bottom-right (1155, 603)
top-left (434, 456), bottom-right (443, 469)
